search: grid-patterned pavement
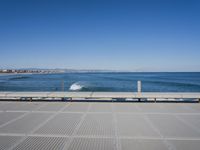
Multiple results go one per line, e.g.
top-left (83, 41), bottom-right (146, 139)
top-left (0, 101), bottom-right (200, 150)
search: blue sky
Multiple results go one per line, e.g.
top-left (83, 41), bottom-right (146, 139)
top-left (0, 0), bottom-right (200, 71)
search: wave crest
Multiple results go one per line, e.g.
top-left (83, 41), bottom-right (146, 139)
top-left (69, 82), bottom-right (83, 91)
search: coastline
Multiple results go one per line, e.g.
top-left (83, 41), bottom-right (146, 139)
top-left (0, 73), bottom-right (33, 76)
top-left (0, 72), bottom-right (65, 76)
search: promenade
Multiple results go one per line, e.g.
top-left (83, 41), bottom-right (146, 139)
top-left (0, 101), bottom-right (200, 150)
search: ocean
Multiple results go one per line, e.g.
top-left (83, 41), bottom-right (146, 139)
top-left (0, 72), bottom-right (200, 92)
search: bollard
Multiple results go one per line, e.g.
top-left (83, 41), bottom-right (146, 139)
top-left (137, 81), bottom-right (142, 93)
top-left (137, 81), bottom-right (142, 102)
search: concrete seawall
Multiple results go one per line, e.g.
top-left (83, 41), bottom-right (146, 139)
top-left (0, 92), bottom-right (200, 102)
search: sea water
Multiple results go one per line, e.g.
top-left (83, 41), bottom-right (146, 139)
top-left (0, 72), bottom-right (200, 92)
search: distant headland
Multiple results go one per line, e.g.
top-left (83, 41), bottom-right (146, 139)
top-left (0, 68), bottom-right (117, 74)
top-left (0, 69), bottom-right (65, 74)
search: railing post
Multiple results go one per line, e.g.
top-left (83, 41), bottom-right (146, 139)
top-left (137, 81), bottom-right (142, 93)
top-left (137, 81), bottom-right (142, 102)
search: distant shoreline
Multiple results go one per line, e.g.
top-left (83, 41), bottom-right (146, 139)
top-left (0, 73), bottom-right (31, 76)
top-left (0, 72), bottom-right (58, 76)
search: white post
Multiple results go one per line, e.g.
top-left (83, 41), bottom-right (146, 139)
top-left (137, 81), bottom-right (142, 102)
top-left (137, 81), bottom-right (142, 93)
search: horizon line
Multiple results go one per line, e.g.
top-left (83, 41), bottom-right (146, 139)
top-left (0, 68), bottom-right (200, 73)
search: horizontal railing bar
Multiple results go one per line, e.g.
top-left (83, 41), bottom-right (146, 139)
top-left (0, 92), bottom-right (200, 99)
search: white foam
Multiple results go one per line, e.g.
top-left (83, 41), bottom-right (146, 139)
top-left (69, 83), bottom-right (83, 91)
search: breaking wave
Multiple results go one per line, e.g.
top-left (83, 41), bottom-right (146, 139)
top-left (69, 82), bottom-right (84, 91)
top-left (69, 82), bottom-right (115, 91)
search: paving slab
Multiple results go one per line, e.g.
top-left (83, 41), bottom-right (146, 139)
top-left (34, 113), bottom-right (82, 135)
top-left (89, 103), bottom-right (112, 112)
top-left (77, 113), bottom-right (115, 137)
top-left (147, 114), bottom-right (200, 138)
top-left (63, 102), bottom-right (89, 112)
top-left (120, 139), bottom-right (169, 150)
top-left (168, 139), bottom-right (200, 150)
top-left (0, 113), bottom-right (52, 134)
top-left (12, 136), bottom-right (68, 150)
top-left (113, 103), bottom-right (140, 113)
top-left (0, 112), bottom-right (25, 126)
top-left (0, 135), bottom-right (23, 150)
top-left (36, 102), bottom-right (66, 111)
top-left (116, 114), bottom-right (160, 138)
top-left (67, 137), bottom-right (116, 150)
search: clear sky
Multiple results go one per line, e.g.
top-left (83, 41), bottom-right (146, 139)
top-left (0, 0), bottom-right (200, 71)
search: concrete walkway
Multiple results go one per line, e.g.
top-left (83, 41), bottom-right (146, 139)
top-left (0, 101), bottom-right (200, 150)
